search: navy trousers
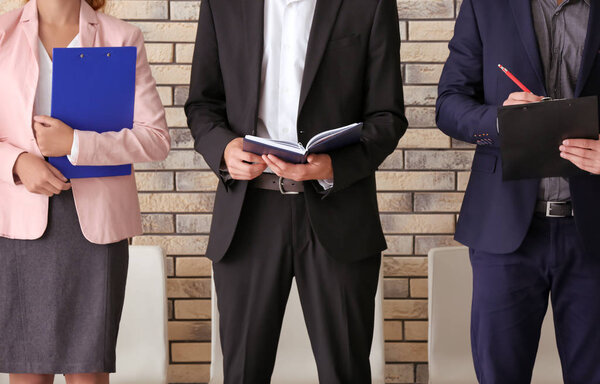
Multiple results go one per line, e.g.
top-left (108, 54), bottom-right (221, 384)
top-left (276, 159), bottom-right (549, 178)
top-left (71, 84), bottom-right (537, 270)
top-left (470, 215), bottom-right (600, 384)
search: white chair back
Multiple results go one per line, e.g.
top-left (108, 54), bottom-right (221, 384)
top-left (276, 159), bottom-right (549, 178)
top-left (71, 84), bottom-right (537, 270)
top-left (111, 245), bottom-right (169, 384)
top-left (428, 246), bottom-right (563, 384)
top-left (210, 263), bottom-right (386, 383)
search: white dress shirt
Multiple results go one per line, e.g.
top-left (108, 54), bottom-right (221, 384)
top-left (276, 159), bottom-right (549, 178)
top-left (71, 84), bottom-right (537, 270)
top-left (258, 0), bottom-right (333, 189)
top-left (35, 35), bottom-right (81, 164)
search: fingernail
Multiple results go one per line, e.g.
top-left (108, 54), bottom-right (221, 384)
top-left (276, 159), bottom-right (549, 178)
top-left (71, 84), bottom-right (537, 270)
top-left (563, 140), bottom-right (569, 145)
top-left (559, 146), bottom-right (564, 151)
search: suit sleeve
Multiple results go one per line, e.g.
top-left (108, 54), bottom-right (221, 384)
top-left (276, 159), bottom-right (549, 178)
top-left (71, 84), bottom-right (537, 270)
top-left (436, 0), bottom-right (499, 147)
top-left (73, 27), bottom-right (171, 166)
top-left (0, 142), bottom-right (25, 186)
top-left (184, 0), bottom-right (238, 188)
top-left (326, 0), bottom-right (407, 196)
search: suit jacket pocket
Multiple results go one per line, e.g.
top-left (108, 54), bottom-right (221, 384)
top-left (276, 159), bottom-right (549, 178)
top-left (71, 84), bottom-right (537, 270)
top-left (471, 153), bottom-right (497, 173)
top-left (327, 34), bottom-right (361, 50)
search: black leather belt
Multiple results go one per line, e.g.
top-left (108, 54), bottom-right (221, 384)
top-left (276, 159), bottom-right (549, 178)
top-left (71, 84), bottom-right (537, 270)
top-left (535, 201), bottom-right (573, 217)
top-left (248, 173), bottom-right (304, 194)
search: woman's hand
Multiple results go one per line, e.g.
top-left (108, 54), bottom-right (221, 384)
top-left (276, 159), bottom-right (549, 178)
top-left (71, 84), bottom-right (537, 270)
top-left (33, 116), bottom-right (74, 157)
top-left (13, 153), bottom-right (71, 196)
top-left (560, 135), bottom-right (600, 174)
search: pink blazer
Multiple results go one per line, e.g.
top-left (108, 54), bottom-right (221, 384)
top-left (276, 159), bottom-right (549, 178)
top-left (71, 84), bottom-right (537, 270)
top-left (0, 0), bottom-right (171, 244)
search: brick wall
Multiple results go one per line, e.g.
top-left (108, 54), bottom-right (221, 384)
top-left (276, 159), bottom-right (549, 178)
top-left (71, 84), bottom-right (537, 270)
top-left (0, 1), bottom-right (470, 383)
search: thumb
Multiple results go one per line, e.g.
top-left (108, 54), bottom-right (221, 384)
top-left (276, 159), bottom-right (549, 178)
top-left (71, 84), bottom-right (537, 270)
top-left (307, 154), bottom-right (319, 164)
top-left (33, 122), bottom-right (45, 133)
top-left (33, 115), bottom-right (56, 126)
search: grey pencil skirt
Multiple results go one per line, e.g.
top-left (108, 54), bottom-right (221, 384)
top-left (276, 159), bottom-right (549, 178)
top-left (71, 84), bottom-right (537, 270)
top-left (0, 189), bottom-right (129, 374)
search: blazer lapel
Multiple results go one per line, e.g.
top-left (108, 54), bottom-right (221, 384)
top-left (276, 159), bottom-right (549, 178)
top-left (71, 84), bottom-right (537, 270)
top-left (575, 0), bottom-right (600, 96)
top-left (20, 0), bottom-right (40, 73)
top-left (19, 0), bottom-right (41, 127)
top-left (79, 0), bottom-right (99, 47)
top-left (242, 0), bottom-right (265, 134)
top-left (298, 0), bottom-right (343, 115)
top-left (508, 0), bottom-right (546, 95)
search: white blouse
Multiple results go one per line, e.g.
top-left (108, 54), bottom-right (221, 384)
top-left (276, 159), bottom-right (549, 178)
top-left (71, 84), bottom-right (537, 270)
top-left (35, 35), bottom-right (81, 162)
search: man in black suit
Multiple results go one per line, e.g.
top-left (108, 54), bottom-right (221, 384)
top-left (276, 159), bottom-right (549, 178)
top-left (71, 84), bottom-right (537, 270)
top-left (185, 0), bottom-right (406, 382)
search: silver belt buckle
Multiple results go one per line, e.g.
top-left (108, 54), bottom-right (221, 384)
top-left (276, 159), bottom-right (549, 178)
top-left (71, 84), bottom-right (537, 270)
top-left (545, 201), bottom-right (571, 218)
top-left (279, 176), bottom-right (300, 195)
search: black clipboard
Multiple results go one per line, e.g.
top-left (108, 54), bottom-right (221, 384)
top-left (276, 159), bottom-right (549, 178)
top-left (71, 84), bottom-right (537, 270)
top-left (498, 96), bottom-right (599, 181)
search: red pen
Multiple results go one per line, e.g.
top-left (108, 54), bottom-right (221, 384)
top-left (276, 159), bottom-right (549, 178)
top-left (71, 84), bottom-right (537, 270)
top-left (498, 64), bottom-right (532, 93)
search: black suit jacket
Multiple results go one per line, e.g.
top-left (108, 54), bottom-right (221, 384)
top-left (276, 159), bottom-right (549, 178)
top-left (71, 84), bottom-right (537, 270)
top-left (185, 0), bottom-right (407, 263)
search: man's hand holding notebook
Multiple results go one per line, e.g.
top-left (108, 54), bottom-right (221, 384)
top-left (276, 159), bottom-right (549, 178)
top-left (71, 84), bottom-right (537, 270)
top-left (242, 122), bottom-right (363, 164)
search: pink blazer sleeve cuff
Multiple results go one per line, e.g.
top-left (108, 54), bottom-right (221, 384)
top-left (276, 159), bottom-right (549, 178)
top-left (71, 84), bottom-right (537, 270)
top-left (0, 142), bottom-right (26, 186)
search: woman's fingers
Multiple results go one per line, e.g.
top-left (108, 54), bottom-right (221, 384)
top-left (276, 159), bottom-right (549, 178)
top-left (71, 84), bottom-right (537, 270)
top-left (46, 163), bottom-right (69, 182)
top-left (35, 183), bottom-right (58, 196)
top-left (44, 163), bottom-right (71, 191)
top-left (44, 177), bottom-right (64, 195)
top-left (33, 115), bottom-right (58, 126)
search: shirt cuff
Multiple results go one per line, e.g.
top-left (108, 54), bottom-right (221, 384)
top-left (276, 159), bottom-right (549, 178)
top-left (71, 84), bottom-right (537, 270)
top-left (67, 130), bottom-right (79, 165)
top-left (318, 178), bottom-right (334, 190)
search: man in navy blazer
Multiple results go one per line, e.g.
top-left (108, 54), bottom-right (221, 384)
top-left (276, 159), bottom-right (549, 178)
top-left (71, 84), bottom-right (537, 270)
top-left (437, 0), bottom-right (600, 383)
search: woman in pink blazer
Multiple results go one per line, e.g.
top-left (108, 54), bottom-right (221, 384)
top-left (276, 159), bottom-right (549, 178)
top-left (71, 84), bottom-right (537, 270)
top-left (0, 0), bottom-right (170, 383)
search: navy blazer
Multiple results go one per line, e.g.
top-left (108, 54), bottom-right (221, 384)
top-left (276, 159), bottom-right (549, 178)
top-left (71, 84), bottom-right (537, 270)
top-left (436, 0), bottom-right (600, 254)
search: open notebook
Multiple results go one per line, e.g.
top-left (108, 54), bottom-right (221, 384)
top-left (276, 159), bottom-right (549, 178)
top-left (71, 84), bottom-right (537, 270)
top-left (243, 122), bottom-right (363, 164)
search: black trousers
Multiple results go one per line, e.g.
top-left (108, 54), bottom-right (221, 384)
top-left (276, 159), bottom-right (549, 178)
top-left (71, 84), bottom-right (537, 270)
top-left (213, 188), bottom-right (381, 384)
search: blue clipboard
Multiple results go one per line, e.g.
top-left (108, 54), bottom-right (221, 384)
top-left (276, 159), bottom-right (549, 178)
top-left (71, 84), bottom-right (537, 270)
top-left (49, 46), bottom-right (137, 179)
